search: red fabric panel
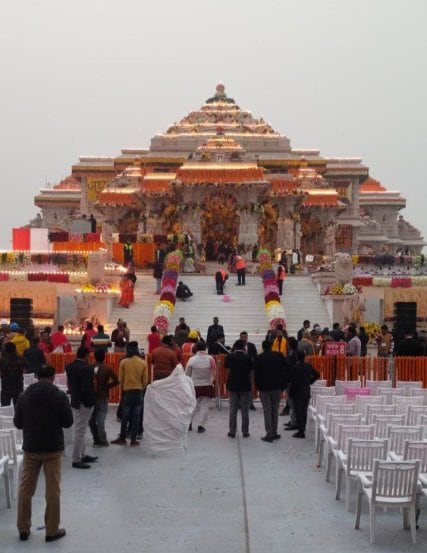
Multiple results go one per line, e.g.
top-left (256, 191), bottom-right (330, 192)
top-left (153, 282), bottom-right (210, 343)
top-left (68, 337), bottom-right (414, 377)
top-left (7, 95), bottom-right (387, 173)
top-left (12, 228), bottom-right (30, 251)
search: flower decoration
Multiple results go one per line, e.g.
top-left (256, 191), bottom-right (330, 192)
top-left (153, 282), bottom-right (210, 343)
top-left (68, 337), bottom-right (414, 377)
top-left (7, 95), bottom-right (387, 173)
top-left (259, 249), bottom-right (286, 329)
top-left (152, 250), bottom-right (181, 334)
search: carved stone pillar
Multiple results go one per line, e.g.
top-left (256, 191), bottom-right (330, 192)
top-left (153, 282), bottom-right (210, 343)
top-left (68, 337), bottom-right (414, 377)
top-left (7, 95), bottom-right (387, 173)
top-left (237, 211), bottom-right (258, 246)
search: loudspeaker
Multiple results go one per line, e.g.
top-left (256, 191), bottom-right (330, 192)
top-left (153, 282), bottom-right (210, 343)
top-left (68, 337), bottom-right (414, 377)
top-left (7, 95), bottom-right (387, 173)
top-left (10, 298), bottom-right (33, 322)
top-left (393, 302), bottom-right (417, 334)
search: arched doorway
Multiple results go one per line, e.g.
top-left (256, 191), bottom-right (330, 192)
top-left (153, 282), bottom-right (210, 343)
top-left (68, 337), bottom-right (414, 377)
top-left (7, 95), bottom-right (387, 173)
top-left (200, 192), bottom-right (239, 260)
top-left (258, 201), bottom-right (278, 250)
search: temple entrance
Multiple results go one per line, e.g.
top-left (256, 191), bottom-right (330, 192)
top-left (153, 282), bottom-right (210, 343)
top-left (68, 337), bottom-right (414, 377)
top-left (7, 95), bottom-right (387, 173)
top-left (200, 192), bottom-right (239, 260)
top-left (117, 208), bottom-right (142, 234)
top-left (258, 201), bottom-right (278, 250)
top-left (301, 214), bottom-right (323, 256)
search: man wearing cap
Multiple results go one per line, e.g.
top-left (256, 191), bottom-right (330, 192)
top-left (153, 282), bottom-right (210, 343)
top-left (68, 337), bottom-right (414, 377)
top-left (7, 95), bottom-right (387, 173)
top-left (11, 327), bottom-right (30, 356)
top-left (182, 330), bottom-right (200, 355)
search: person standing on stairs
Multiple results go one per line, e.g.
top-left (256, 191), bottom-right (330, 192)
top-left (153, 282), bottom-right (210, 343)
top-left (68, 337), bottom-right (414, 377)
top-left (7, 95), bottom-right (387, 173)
top-left (277, 262), bottom-right (286, 296)
top-left (207, 317), bottom-right (224, 354)
top-left (235, 255), bottom-right (246, 285)
top-left (215, 268), bottom-right (228, 295)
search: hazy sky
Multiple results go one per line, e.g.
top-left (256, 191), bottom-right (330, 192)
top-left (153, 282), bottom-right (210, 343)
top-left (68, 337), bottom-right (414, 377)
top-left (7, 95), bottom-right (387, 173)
top-left (1, 0), bottom-right (426, 249)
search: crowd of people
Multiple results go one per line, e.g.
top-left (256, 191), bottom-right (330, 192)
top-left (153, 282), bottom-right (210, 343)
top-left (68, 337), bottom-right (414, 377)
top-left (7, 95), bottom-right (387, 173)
top-left (3, 303), bottom-right (427, 542)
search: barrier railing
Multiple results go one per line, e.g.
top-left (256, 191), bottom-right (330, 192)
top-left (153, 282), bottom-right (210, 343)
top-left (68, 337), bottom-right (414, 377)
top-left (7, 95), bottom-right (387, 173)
top-left (46, 353), bottom-right (427, 403)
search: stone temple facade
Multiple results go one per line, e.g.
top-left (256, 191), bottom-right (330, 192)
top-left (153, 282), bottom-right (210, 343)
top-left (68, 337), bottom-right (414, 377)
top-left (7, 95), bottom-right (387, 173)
top-left (33, 83), bottom-right (424, 256)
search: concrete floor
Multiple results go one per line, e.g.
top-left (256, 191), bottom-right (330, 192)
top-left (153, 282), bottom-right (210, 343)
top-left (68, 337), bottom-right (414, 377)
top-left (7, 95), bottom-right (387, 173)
top-left (1, 404), bottom-right (426, 552)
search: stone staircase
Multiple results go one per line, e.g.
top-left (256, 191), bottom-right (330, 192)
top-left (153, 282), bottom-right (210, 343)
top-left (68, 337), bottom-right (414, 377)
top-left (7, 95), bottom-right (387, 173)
top-left (169, 273), bottom-right (268, 349)
top-left (107, 273), bottom-right (332, 352)
top-left (108, 273), bottom-right (159, 349)
top-left (283, 276), bottom-right (332, 336)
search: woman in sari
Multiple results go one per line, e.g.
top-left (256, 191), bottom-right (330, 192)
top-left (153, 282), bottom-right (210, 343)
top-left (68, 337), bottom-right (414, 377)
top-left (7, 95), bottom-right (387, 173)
top-left (119, 275), bottom-right (134, 308)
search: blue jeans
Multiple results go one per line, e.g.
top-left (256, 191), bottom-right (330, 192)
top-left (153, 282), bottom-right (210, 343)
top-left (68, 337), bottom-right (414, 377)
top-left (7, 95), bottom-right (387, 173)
top-left (89, 399), bottom-right (109, 443)
top-left (119, 390), bottom-right (143, 442)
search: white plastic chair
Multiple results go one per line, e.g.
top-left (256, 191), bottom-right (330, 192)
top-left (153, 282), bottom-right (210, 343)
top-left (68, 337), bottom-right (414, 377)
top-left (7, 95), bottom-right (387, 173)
top-left (327, 423), bottom-right (374, 483)
top-left (418, 413), bottom-right (427, 439)
top-left (387, 425), bottom-right (423, 457)
top-left (335, 438), bottom-right (388, 511)
top-left (23, 373), bottom-right (36, 388)
top-left (335, 380), bottom-right (361, 396)
top-left (365, 380), bottom-right (391, 395)
top-left (0, 405), bottom-right (14, 417)
top-left (0, 416), bottom-right (23, 452)
top-left (406, 405), bottom-right (427, 426)
top-left (378, 387), bottom-right (403, 405)
top-left (312, 379), bottom-right (327, 387)
top-left (0, 429), bottom-right (23, 499)
top-left (0, 452), bottom-right (11, 508)
top-left (318, 403), bottom-right (355, 467)
top-left (372, 414), bottom-right (406, 439)
top-left (307, 387), bottom-right (335, 437)
top-left (54, 373), bottom-right (67, 387)
top-left (355, 460), bottom-right (420, 544)
top-left (314, 395), bottom-right (346, 451)
top-left (354, 395), bottom-right (385, 421)
top-left (365, 404), bottom-right (396, 424)
top-left (393, 395), bottom-right (423, 416)
top-left (396, 381), bottom-right (423, 396)
top-left (317, 413), bottom-right (362, 472)
top-left (409, 388), bottom-right (427, 404)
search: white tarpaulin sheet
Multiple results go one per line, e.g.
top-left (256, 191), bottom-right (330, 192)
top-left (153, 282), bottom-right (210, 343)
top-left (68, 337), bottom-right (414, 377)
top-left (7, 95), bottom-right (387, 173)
top-left (144, 364), bottom-right (196, 453)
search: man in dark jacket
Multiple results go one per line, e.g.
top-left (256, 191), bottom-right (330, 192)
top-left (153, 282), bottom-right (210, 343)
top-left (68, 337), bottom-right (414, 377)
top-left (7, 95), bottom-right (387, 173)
top-left (14, 364), bottom-right (73, 542)
top-left (207, 317), bottom-right (224, 353)
top-left (89, 349), bottom-right (119, 446)
top-left (23, 337), bottom-right (46, 376)
top-left (289, 351), bottom-right (319, 438)
top-left (65, 346), bottom-right (97, 469)
top-left (255, 340), bottom-right (289, 442)
top-left (225, 340), bottom-right (253, 438)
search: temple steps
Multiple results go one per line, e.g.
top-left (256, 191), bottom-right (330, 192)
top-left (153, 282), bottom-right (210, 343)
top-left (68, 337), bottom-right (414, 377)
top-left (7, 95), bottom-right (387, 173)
top-left (107, 273), bottom-right (332, 352)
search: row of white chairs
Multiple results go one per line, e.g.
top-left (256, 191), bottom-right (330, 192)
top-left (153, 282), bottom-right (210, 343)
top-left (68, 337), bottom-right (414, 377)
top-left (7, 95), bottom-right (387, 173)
top-left (316, 412), bottom-right (427, 543)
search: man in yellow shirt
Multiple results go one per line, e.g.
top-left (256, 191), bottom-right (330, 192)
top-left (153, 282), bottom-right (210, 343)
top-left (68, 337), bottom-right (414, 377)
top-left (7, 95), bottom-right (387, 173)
top-left (111, 342), bottom-right (148, 447)
top-left (11, 327), bottom-right (30, 356)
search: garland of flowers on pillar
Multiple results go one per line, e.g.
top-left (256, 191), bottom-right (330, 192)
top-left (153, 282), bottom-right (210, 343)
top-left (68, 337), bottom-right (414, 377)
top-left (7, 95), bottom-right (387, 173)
top-left (258, 249), bottom-right (286, 330)
top-left (152, 250), bottom-right (183, 334)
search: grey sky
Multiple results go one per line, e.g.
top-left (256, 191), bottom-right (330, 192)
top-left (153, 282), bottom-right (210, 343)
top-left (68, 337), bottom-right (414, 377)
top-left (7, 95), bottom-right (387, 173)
top-left (1, 0), bottom-right (426, 249)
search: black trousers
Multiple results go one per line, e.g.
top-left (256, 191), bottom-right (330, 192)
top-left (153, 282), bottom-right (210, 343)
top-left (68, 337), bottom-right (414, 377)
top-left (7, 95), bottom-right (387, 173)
top-left (292, 397), bottom-right (310, 433)
top-left (237, 268), bottom-right (246, 285)
top-left (216, 274), bottom-right (225, 294)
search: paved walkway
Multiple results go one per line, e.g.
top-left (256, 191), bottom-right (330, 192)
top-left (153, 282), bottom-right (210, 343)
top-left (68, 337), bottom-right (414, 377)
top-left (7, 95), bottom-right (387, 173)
top-left (1, 404), bottom-right (426, 552)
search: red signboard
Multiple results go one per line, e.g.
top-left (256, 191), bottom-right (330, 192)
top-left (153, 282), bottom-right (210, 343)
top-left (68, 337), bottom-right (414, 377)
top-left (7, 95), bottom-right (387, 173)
top-left (324, 341), bottom-right (347, 356)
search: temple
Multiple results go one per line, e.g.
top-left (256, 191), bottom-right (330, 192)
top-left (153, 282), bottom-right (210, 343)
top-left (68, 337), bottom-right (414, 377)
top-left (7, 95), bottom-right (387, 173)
top-left (33, 83), bottom-right (424, 258)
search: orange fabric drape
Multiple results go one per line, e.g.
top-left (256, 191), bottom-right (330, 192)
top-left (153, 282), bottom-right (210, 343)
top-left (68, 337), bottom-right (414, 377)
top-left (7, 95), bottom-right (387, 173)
top-left (112, 243), bottom-right (154, 268)
top-left (52, 242), bottom-right (102, 252)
